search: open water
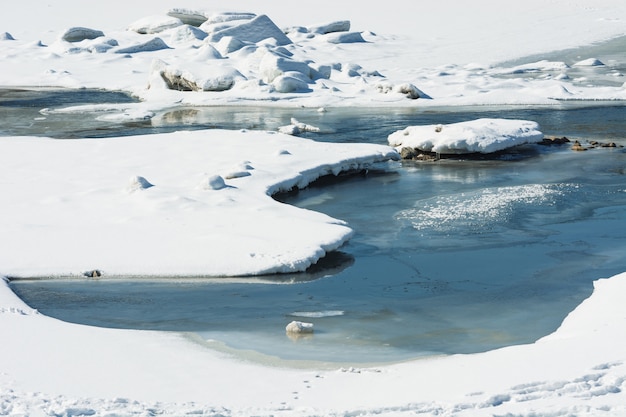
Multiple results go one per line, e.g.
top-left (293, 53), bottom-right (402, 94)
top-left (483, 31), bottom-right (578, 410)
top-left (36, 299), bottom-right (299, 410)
top-left (5, 88), bottom-right (626, 363)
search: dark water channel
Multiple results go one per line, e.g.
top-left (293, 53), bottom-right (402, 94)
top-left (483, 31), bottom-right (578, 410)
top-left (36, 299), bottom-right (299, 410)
top-left (5, 89), bottom-right (626, 363)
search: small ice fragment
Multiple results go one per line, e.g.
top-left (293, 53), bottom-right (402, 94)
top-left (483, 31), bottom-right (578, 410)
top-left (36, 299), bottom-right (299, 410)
top-left (286, 320), bottom-right (314, 334)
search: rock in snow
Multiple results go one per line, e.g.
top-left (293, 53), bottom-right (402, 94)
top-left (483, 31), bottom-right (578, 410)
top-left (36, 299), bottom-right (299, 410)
top-left (388, 118), bottom-right (544, 154)
top-left (60, 27), bottom-right (105, 42)
top-left (158, 63), bottom-right (243, 91)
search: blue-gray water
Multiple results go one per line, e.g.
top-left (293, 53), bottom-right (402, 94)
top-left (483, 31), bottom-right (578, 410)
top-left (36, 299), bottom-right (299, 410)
top-left (4, 88), bottom-right (626, 363)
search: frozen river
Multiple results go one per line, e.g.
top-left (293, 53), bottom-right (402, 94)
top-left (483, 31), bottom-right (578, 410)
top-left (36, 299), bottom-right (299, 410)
top-left (6, 88), bottom-right (626, 364)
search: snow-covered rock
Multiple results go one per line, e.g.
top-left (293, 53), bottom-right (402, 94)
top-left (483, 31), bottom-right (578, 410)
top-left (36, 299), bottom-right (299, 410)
top-left (156, 62), bottom-right (244, 91)
top-left (377, 82), bottom-right (428, 99)
top-left (0, 32), bottom-right (15, 40)
top-left (388, 118), bottom-right (544, 154)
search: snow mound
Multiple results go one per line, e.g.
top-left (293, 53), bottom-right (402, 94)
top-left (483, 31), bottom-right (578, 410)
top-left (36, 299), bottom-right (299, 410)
top-left (574, 58), bottom-right (605, 66)
top-left (115, 37), bottom-right (170, 54)
top-left (167, 25), bottom-right (208, 44)
top-left (388, 118), bottom-right (544, 154)
top-left (199, 174), bottom-right (227, 190)
top-left (259, 52), bottom-right (314, 83)
top-left (272, 72), bottom-right (311, 93)
top-left (206, 14), bottom-right (292, 46)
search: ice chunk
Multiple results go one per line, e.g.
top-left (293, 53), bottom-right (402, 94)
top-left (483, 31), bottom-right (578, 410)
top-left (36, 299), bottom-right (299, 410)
top-left (309, 20), bottom-right (351, 34)
top-left (127, 15), bottom-right (183, 34)
top-left (127, 176), bottom-right (154, 192)
top-left (286, 321), bottom-right (314, 334)
top-left (323, 31), bottom-right (365, 44)
top-left (207, 15), bottom-right (292, 46)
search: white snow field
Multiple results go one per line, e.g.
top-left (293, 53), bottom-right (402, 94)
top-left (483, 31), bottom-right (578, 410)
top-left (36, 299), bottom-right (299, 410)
top-left (2, 0), bottom-right (626, 416)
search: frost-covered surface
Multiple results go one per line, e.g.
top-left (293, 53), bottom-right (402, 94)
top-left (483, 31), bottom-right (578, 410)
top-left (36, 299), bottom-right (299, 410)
top-left (2, 1), bottom-right (626, 416)
top-left (388, 118), bottom-right (544, 154)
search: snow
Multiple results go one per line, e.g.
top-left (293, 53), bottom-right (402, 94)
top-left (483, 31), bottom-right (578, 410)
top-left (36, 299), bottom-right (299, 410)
top-left (0, 131), bottom-right (396, 277)
top-left (388, 118), bottom-right (544, 154)
top-left (1, 0), bottom-right (626, 416)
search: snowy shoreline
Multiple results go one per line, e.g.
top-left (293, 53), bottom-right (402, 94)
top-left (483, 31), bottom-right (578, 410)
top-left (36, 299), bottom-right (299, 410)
top-left (0, 130), bottom-right (398, 278)
top-left (3, 272), bottom-right (626, 416)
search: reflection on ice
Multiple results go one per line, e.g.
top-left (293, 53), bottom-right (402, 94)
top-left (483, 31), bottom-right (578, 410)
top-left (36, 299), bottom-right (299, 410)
top-left (396, 183), bottom-right (571, 233)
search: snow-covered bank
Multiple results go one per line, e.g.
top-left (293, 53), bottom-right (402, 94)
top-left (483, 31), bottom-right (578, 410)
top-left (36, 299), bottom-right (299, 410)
top-left (0, 130), bottom-right (397, 277)
top-left (1, 1), bottom-right (625, 110)
top-left (2, 272), bottom-right (626, 416)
